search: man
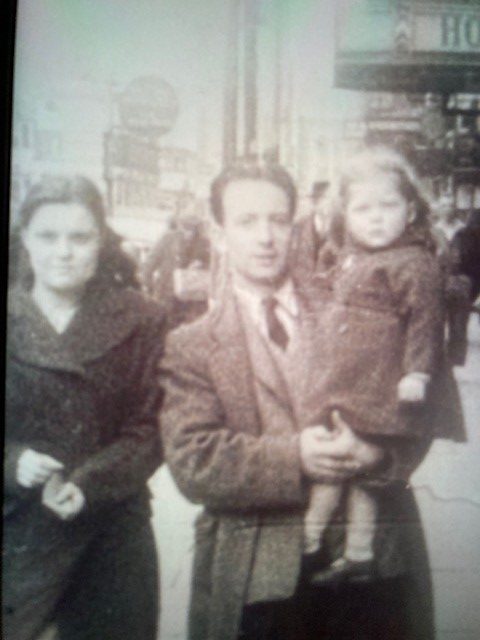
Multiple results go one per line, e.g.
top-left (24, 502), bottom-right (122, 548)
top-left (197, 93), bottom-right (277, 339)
top-left (160, 162), bottom-right (435, 640)
top-left (142, 213), bottom-right (211, 330)
top-left (289, 179), bottom-right (329, 288)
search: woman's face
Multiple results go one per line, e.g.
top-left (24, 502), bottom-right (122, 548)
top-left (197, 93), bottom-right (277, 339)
top-left (21, 203), bottom-right (102, 294)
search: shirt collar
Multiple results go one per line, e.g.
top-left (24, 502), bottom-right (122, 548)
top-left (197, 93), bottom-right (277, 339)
top-left (233, 277), bottom-right (299, 325)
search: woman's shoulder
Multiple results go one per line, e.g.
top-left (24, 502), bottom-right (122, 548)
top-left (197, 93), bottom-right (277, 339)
top-left (110, 287), bottom-right (166, 319)
top-left (78, 286), bottom-right (168, 352)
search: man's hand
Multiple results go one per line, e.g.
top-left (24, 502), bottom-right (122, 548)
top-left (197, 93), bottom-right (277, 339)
top-left (17, 449), bottom-right (64, 488)
top-left (300, 424), bottom-right (360, 482)
top-left (330, 410), bottom-right (385, 472)
top-left (42, 480), bottom-right (86, 521)
top-left (300, 411), bottom-right (384, 482)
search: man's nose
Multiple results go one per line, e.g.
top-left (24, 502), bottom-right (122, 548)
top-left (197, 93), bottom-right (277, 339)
top-left (257, 220), bottom-right (273, 244)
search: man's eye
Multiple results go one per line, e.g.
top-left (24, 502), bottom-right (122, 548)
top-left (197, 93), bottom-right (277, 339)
top-left (351, 204), bottom-right (369, 214)
top-left (238, 214), bottom-right (256, 225)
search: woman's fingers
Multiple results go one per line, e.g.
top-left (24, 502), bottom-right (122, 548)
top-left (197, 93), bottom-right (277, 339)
top-left (17, 450), bottom-right (64, 488)
top-left (43, 483), bottom-right (86, 520)
top-left (38, 455), bottom-right (64, 472)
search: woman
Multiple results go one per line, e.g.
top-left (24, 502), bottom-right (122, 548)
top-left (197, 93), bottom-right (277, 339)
top-left (3, 176), bottom-right (165, 640)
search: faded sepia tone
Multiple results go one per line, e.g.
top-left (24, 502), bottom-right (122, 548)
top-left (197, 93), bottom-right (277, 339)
top-left (5, 1), bottom-right (480, 639)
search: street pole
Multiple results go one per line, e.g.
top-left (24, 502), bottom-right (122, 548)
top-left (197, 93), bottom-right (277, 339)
top-left (223, 0), bottom-right (240, 165)
top-left (243, 0), bottom-right (258, 158)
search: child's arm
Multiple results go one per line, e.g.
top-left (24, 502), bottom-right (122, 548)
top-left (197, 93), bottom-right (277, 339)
top-left (391, 251), bottom-right (444, 376)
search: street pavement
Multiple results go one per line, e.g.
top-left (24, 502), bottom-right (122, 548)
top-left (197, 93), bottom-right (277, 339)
top-left (151, 315), bottom-right (480, 640)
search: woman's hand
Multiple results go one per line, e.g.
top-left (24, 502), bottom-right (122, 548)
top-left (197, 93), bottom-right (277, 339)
top-left (300, 411), bottom-right (384, 482)
top-left (16, 449), bottom-right (64, 488)
top-left (42, 479), bottom-right (86, 521)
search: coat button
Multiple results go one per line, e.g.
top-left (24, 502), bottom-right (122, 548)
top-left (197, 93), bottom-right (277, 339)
top-left (73, 422), bottom-right (83, 434)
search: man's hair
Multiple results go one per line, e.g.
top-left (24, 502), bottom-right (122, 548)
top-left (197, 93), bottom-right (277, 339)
top-left (210, 161), bottom-right (297, 224)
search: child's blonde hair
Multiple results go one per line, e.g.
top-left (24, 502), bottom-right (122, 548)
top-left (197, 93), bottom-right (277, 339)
top-left (325, 145), bottom-right (434, 251)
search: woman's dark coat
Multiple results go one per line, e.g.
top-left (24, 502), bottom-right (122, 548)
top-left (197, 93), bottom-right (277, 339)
top-left (3, 285), bottom-right (166, 640)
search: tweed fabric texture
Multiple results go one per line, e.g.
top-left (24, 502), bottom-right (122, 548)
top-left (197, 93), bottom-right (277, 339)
top-left (305, 243), bottom-right (450, 438)
top-left (161, 287), bottom-right (438, 640)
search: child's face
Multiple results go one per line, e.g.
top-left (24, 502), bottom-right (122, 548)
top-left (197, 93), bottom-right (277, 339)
top-left (344, 173), bottom-right (411, 250)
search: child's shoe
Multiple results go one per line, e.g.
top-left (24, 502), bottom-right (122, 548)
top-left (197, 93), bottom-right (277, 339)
top-left (310, 556), bottom-right (375, 585)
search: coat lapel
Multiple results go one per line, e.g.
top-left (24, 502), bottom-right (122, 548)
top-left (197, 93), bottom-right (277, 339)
top-left (8, 287), bottom-right (143, 374)
top-left (288, 290), bottom-right (322, 427)
top-left (209, 292), bottom-right (261, 437)
top-left (239, 310), bottom-right (294, 416)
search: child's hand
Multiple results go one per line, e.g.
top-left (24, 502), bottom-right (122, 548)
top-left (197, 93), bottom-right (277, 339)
top-left (306, 424), bottom-right (336, 439)
top-left (397, 373), bottom-right (430, 403)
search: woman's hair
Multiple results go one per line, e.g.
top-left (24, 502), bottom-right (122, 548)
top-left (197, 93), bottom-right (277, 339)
top-left (325, 145), bottom-right (435, 250)
top-left (210, 160), bottom-right (297, 224)
top-left (11, 175), bottom-right (139, 290)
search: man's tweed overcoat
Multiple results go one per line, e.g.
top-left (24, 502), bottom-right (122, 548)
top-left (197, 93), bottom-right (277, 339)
top-left (161, 286), bottom-right (439, 640)
top-left (4, 286), bottom-right (165, 640)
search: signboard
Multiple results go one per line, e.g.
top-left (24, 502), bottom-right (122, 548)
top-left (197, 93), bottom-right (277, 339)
top-left (415, 9), bottom-right (480, 53)
top-left (104, 129), bottom-right (159, 174)
top-left (335, 0), bottom-right (480, 92)
top-left (118, 76), bottom-right (178, 137)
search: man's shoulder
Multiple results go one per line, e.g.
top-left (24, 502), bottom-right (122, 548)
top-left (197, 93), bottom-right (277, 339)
top-left (165, 307), bottom-right (219, 365)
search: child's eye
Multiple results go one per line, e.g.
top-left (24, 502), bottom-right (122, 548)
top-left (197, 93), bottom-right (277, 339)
top-left (237, 214), bottom-right (256, 225)
top-left (270, 213), bottom-right (290, 225)
top-left (381, 199), bottom-right (400, 208)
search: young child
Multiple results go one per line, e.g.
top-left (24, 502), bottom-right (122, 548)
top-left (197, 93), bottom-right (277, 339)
top-left (303, 147), bottom-right (445, 582)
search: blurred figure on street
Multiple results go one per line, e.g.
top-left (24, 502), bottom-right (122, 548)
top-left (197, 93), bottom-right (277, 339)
top-left (289, 180), bottom-right (329, 291)
top-left (141, 213), bottom-right (211, 331)
top-left (432, 196), bottom-right (475, 365)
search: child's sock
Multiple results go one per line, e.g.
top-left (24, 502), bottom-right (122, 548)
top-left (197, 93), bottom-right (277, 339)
top-left (304, 483), bottom-right (343, 554)
top-left (343, 485), bottom-right (376, 563)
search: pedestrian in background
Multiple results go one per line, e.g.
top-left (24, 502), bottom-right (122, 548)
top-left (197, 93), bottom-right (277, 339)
top-left (142, 212), bottom-right (211, 330)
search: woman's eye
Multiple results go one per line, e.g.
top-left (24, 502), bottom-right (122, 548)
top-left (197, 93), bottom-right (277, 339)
top-left (70, 233), bottom-right (94, 244)
top-left (37, 231), bottom-right (57, 242)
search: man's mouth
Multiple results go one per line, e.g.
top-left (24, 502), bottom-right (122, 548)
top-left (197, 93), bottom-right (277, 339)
top-left (254, 254), bottom-right (277, 263)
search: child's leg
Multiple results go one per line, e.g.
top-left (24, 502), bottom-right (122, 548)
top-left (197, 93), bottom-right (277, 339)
top-left (344, 484), bottom-right (377, 562)
top-left (304, 482), bottom-right (343, 554)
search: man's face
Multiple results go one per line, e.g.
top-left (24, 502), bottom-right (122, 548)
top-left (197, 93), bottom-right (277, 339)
top-left (220, 179), bottom-right (293, 292)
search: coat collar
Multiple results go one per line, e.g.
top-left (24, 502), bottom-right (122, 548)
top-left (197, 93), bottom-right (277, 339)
top-left (206, 284), bottom-right (319, 433)
top-left (8, 285), bottom-right (147, 372)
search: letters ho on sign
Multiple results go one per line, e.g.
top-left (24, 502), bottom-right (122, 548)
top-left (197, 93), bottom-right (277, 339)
top-left (335, 1), bottom-right (480, 93)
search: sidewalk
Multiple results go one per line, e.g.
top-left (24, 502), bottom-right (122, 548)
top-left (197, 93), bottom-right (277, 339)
top-left (411, 314), bottom-right (480, 640)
